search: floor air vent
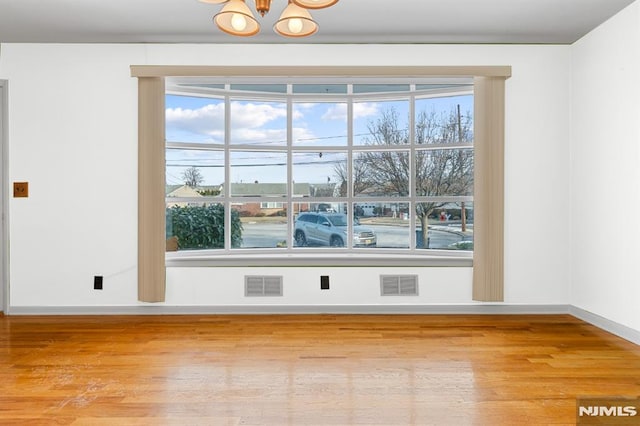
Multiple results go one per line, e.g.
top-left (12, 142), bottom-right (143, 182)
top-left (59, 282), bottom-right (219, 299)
top-left (380, 275), bottom-right (419, 296)
top-left (245, 275), bottom-right (284, 297)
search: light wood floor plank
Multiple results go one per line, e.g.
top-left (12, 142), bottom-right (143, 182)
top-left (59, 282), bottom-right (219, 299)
top-left (0, 314), bottom-right (639, 425)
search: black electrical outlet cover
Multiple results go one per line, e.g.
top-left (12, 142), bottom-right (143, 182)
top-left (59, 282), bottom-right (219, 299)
top-left (94, 276), bottom-right (103, 290)
top-left (320, 275), bottom-right (330, 290)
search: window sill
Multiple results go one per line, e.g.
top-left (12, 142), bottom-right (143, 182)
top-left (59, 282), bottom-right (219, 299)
top-left (166, 251), bottom-right (473, 268)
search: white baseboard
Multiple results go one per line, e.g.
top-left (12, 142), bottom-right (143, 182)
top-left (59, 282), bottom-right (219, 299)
top-left (7, 304), bottom-right (638, 346)
top-left (569, 305), bottom-right (640, 345)
top-left (8, 303), bottom-right (571, 315)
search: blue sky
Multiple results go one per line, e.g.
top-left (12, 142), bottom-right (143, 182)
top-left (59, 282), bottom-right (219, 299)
top-left (165, 93), bottom-right (472, 186)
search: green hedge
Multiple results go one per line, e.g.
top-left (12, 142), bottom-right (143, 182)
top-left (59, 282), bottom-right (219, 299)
top-left (166, 204), bottom-right (242, 249)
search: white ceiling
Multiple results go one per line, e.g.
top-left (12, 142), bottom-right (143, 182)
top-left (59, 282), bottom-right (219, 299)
top-left (0, 0), bottom-right (635, 45)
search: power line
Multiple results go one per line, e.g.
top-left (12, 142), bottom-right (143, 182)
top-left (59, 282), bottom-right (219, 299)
top-left (167, 159), bottom-right (344, 168)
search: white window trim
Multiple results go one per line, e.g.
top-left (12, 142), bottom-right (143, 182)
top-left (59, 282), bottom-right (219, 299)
top-left (166, 80), bottom-right (474, 259)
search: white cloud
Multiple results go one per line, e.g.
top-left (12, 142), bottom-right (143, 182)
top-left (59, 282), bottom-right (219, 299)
top-left (321, 104), bottom-right (347, 121)
top-left (166, 103), bottom-right (225, 136)
top-left (292, 127), bottom-right (317, 144)
top-left (291, 104), bottom-right (313, 120)
top-left (321, 102), bottom-right (379, 121)
top-left (353, 102), bottom-right (380, 119)
top-left (166, 101), bottom-right (288, 143)
top-left (231, 128), bottom-right (288, 145)
top-left (294, 102), bottom-right (317, 110)
top-left (230, 102), bottom-right (287, 128)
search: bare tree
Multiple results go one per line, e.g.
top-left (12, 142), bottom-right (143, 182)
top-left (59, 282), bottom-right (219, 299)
top-left (182, 166), bottom-right (204, 188)
top-left (359, 107), bottom-right (473, 247)
top-left (332, 158), bottom-right (373, 197)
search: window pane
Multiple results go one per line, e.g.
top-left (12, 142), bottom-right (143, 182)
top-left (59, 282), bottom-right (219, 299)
top-left (415, 83), bottom-right (472, 92)
top-left (354, 100), bottom-right (409, 146)
top-left (230, 99), bottom-right (287, 146)
top-left (292, 151), bottom-right (347, 198)
top-left (415, 95), bottom-right (473, 146)
top-left (415, 149), bottom-right (473, 197)
top-left (293, 202), bottom-right (346, 215)
top-left (166, 95), bottom-right (224, 144)
top-left (232, 203), bottom-right (288, 249)
top-left (353, 150), bottom-right (410, 197)
top-left (293, 84), bottom-right (347, 94)
top-left (293, 102), bottom-right (348, 146)
top-left (166, 148), bottom-right (224, 196)
top-left (353, 84), bottom-right (410, 94)
top-left (354, 202), bottom-right (410, 249)
top-left (230, 84), bottom-right (287, 94)
top-left (177, 83), bottom-right (225, 90)
top-left (293, 205), bottom-right (351, 249)
top-left (416, 202), bottom-right (473, 250)
top-left (166, 202), bottom-right (231, 251)
top-left (230, 151), bottom-right (287, 196)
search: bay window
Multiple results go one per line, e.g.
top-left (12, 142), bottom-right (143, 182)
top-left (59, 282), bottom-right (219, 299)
top-left (132, 66), bottom-right (509, 303)
top-left (165, 79), bottom-right (474, 255)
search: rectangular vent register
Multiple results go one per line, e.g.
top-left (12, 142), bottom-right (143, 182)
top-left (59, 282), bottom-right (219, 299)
top-left (380, 275), bottom-right (419, 296)
top-left (245, 276), bottom-right (284, 297)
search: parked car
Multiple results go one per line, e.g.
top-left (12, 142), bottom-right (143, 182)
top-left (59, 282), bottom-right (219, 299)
top-left (294, 212), bottom-right (377, 247)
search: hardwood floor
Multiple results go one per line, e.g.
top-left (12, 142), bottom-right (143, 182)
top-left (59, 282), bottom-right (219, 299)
top-left (1, 314), bottom-right (639, 425)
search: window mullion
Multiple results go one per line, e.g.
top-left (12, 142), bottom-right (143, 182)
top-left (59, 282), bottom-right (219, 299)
top-left (347, 89), bottom-right (354, 248)
top-left (409, 93), bottom-right (416, 252)
top-left (224, 93), bottom-right (231, 253)
top-left (287, 91), bottom-right (293, 251)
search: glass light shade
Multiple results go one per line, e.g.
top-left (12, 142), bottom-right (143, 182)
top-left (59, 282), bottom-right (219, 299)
top-left (291, 0), bottom-right (338, 9)
top-left (214, 0), bottom-right (260, 36)
top-left (274, 3), bottom-right (318, 37)
top-left (198, 0), bottom-right (230, 4)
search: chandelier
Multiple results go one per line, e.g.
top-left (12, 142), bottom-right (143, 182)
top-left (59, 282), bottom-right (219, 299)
top-left (199, 0), bottom-right (339, 38)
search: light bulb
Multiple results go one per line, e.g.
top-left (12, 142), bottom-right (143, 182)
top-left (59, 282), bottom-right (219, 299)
top-left (231, 13), bottom-right (247, 31)
top-left (287, 18), bottom-right (303, 34)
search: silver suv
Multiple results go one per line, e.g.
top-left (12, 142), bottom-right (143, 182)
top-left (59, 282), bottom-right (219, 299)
top-left (294, 212), bottom-right (377, 247)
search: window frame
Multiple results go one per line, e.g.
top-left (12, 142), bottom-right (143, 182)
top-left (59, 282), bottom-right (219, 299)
top-left (165, 80), bottom-right (474, 258)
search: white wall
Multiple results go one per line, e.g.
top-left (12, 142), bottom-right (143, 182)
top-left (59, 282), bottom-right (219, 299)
top-left (0, 43), bottom-right (571, 310)
top-left (0, 81), bottom-right (5, 312)
top-left (571, 2), bottom-right (640, 332)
